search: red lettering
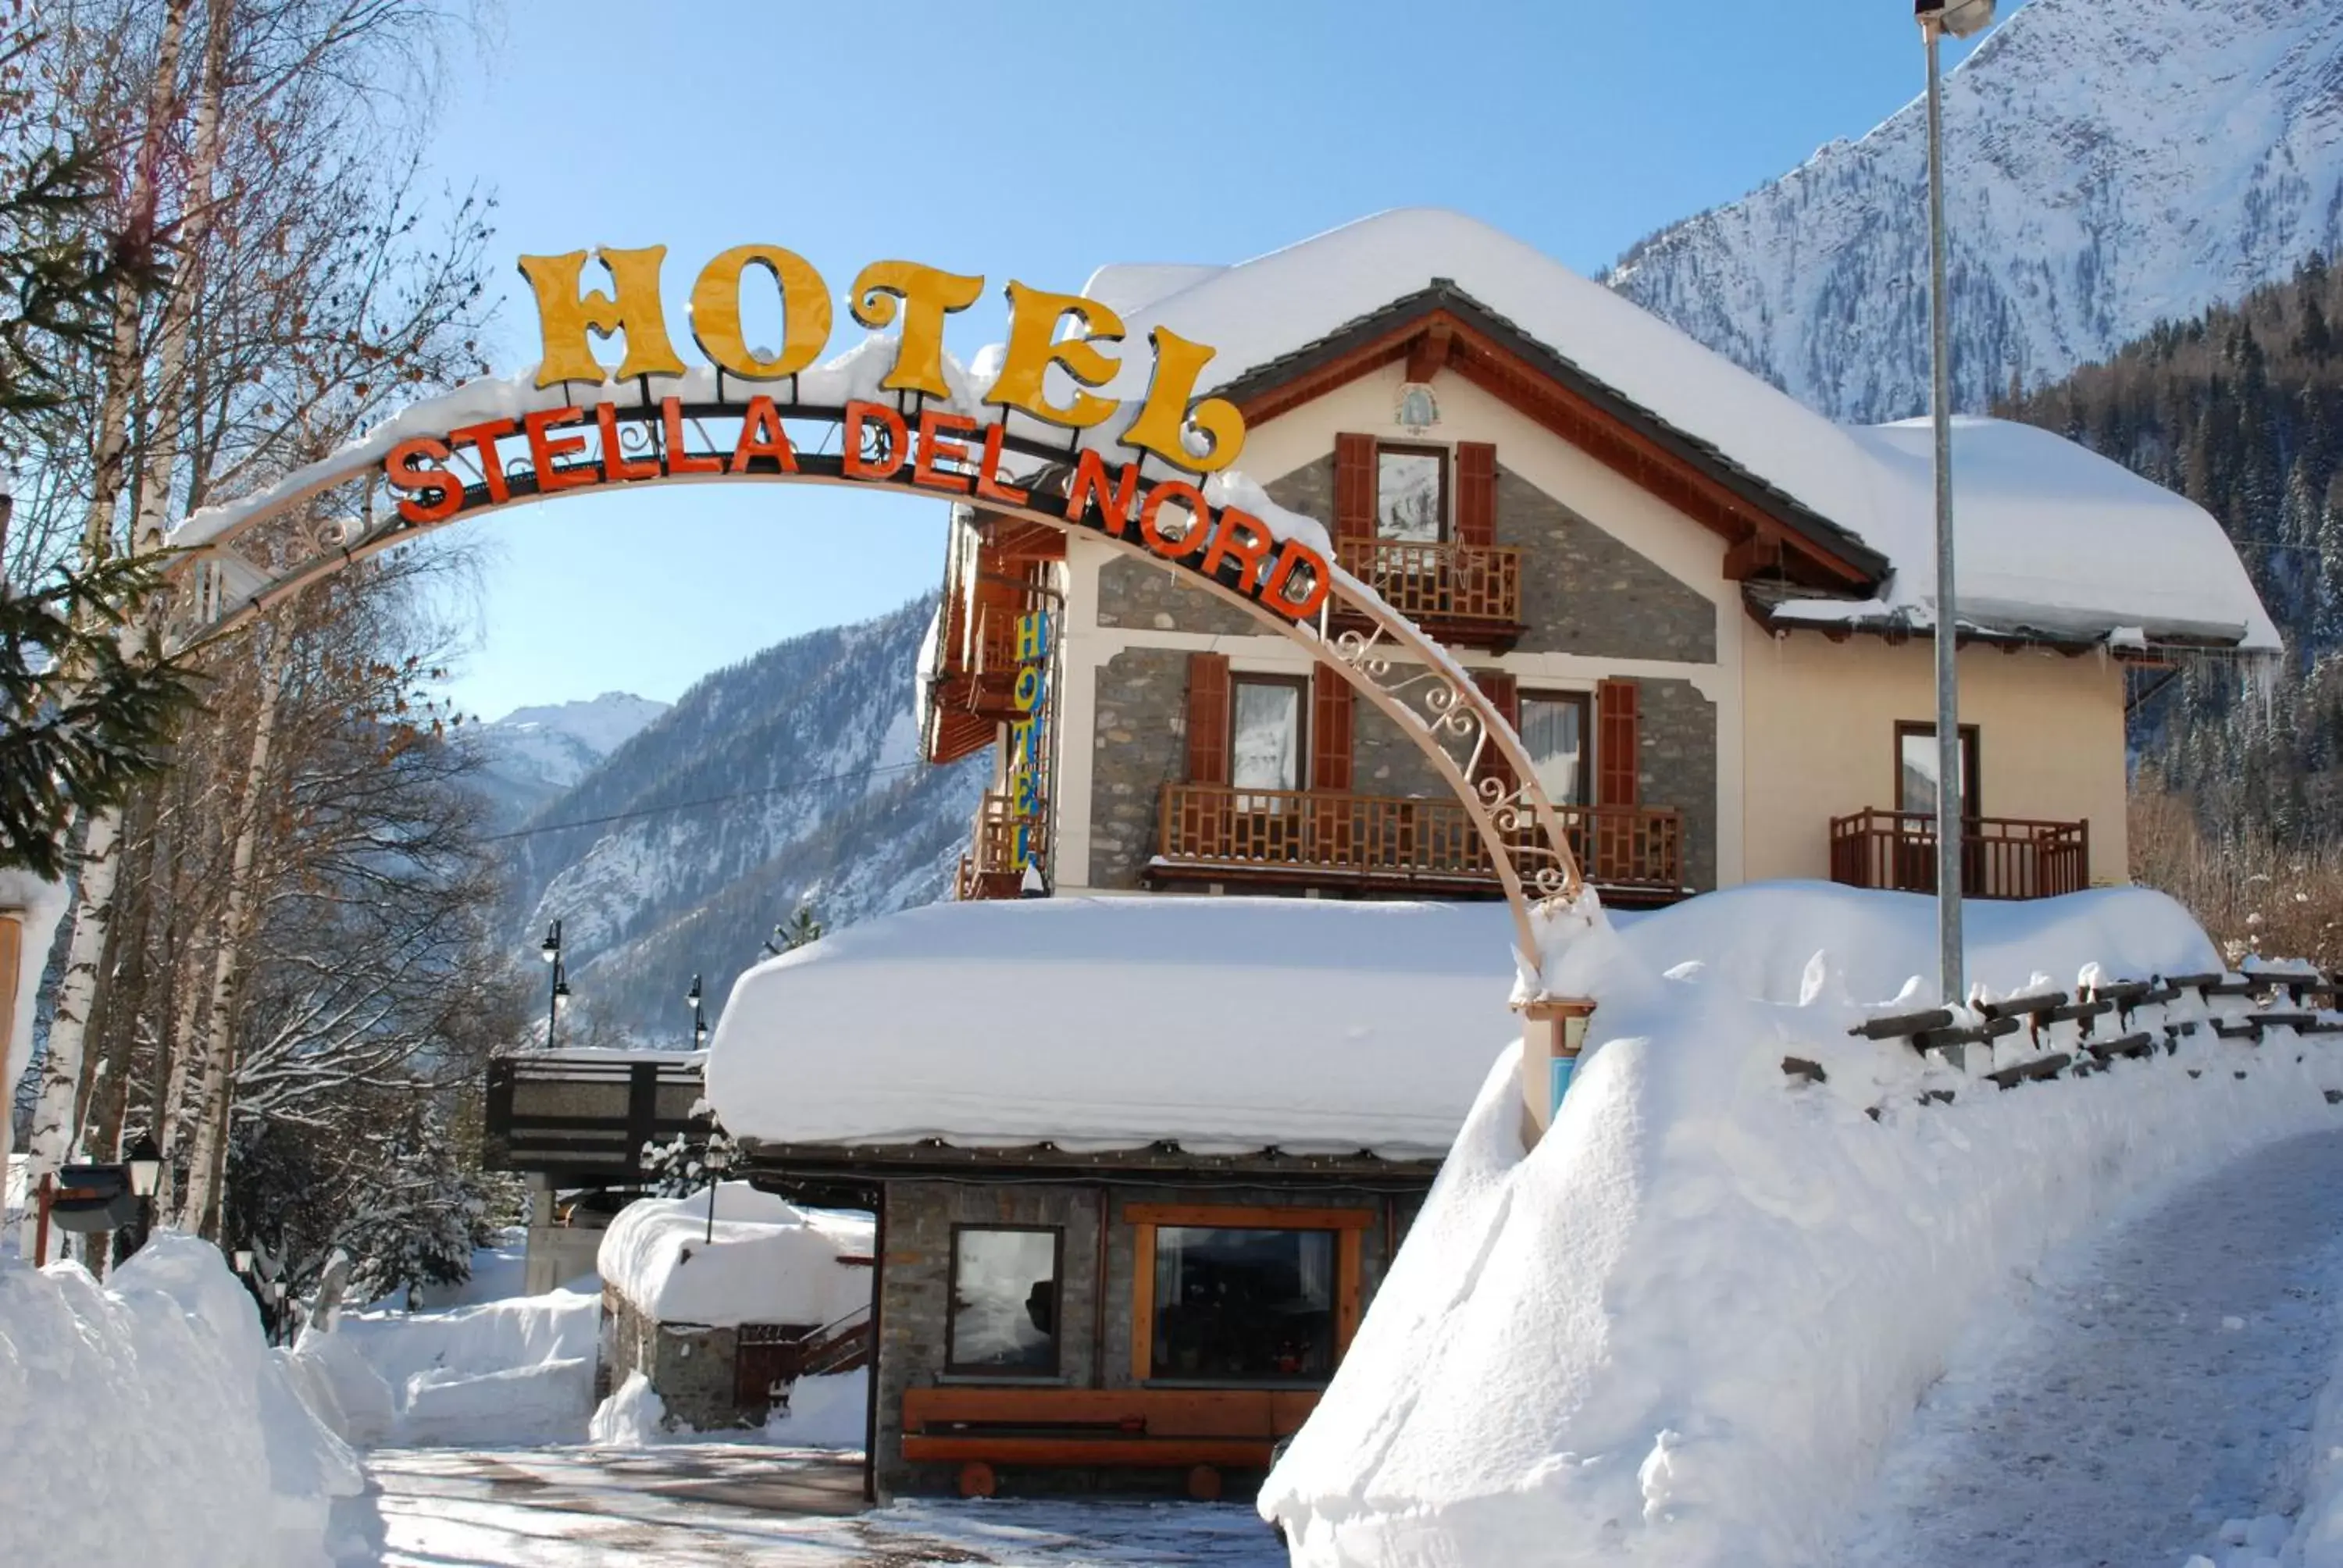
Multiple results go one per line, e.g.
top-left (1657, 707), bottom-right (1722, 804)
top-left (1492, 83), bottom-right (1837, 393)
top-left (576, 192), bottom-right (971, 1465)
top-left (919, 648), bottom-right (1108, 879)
top-left (597, 402), bottom-right (661, 482)
top-left (1063, 449), bottom-right (1139, 536)
top-left (1199, 507), bottom-right (1275, 590)
top-left (1139, 481), bottom-right (1208, 561)
top-left (975, 421), bottom-right (1029, 506)
top-left (1261, 538), bottom-right (1332, 621)
top-left (843, 400), bottom-right (909, 481)
top-left (446, 419), bottom-right (518, 503)
top-left (383, 437), bottom-right (462, 525)
top-left (912, 409), bottom-right (977, 494)
top-left (526, 407), bottom-right (595, 492)
top-left (663, 396), bottom-right (724, 476)
top-left (729, 396), bottom-right (798, 474)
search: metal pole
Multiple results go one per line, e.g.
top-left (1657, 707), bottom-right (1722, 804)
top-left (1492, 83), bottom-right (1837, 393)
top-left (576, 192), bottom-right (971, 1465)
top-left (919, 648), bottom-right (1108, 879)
top-left (1924, 16), bottom-right (1965, 1010)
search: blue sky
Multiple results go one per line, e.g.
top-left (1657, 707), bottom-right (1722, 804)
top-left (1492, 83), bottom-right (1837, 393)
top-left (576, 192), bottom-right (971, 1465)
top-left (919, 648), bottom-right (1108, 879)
top-left (419, 0), bottom-right (2016, 721)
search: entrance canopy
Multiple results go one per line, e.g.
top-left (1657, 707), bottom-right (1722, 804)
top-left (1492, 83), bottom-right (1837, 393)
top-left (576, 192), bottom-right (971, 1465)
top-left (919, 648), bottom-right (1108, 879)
top-left (703, 897), bottom-right (1525, 1160)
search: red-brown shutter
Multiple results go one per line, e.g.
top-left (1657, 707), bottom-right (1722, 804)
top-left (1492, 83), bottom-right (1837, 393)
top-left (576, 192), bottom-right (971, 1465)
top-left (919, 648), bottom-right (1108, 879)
top-left (1596, 679), bottom-right (1640, 807)
top-left (1185, 652), bottom-right (1231, 786)
top-left (1311, 665), bottom-right (1353, 793)
top-left (1473, 670), bottom-right (1519, 793)
top-left (1456, 442), bottom-right (1497, 549)
top-left (1334, 433), bottom-right (1376, 548)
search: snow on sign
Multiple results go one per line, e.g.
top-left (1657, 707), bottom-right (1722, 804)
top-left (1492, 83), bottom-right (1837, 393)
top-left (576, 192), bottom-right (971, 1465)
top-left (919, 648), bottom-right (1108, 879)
top-left (369, 244), bottom-right (1345, 623)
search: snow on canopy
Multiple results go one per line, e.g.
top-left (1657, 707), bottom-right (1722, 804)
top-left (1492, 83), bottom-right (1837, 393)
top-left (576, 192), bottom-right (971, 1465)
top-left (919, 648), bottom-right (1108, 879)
top-left (1090, 208), bottom-right (2278, 653)
top-left (597, 1183), bottom-right (872, 1330)
top-left (1260, 883), bottom-right (2337, 1566)
top-left (703, 896), bottom-right (1525, 1160)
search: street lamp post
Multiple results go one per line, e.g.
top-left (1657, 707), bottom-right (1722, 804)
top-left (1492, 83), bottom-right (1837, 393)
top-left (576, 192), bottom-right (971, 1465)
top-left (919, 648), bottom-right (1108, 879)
top-left (686, 974), bottom-right (707, 1051)
top-left (1917, 0), bottom-right (1995, 1012)
top-left (540, 919), bottom-right (569, 1047)
top-left (123, 1132), bottom-right (162, 1256)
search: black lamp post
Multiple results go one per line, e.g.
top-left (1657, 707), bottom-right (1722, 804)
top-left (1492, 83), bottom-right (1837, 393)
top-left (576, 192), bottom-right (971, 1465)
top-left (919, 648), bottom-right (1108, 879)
top-left (686, 974), bottom-right (708, 1050)
top-left (123, 1132), bottom-right (162, 1255)
top-left (541, 919), bottom-right (569, 1047)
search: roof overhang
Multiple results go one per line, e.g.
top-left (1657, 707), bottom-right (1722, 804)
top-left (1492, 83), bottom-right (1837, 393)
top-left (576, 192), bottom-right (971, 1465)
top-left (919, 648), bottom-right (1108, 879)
top-left (1214, 281), bottom-right (1891, 593)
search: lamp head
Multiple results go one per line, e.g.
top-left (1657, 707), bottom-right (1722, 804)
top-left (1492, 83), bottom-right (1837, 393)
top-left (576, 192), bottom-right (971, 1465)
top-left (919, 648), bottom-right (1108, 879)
top-left (124, 1132), bottom-right (163, 1197)
top-left (1917, 0), bottom-right (1995, 37)
top-left (686, 975), bottom-right (701, 1010)
top-left (234, 1247), bottom-right (254, 1274)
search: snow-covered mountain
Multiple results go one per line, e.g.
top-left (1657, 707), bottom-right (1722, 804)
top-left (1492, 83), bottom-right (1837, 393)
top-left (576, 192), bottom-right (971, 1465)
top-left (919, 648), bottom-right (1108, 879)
top-left (1607, 0), bottom-right (2343, 423)
top-left (469, 692), bottom-right (669, 828)
top-left (502, 595), bottom-right (986, 1039)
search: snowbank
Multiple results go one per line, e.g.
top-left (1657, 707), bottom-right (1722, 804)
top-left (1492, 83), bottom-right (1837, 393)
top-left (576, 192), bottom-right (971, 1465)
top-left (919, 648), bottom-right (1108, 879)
top-left (706, 897), bottom-right (1519, 1156)
top-left (586, 1367), bottom-right (868, 1449)
top-left (1262, 884), bottom-right (2343, 1566)
top-left (598, 1182), bottom-right (872, 1329)
top-left (0, 1235), bottom-right (360, 1568)
top-left (294, 1288), bottom-right (599, 1447)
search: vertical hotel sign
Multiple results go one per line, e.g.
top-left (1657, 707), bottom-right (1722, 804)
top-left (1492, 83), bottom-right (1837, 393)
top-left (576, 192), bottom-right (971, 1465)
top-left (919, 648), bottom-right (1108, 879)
top-left (1009, 611), bottom-right (1050, 875)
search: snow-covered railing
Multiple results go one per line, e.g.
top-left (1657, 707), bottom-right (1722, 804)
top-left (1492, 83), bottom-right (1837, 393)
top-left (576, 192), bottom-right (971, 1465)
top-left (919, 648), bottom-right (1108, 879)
top-left (1792, 965), bottom-right (2343, 1107)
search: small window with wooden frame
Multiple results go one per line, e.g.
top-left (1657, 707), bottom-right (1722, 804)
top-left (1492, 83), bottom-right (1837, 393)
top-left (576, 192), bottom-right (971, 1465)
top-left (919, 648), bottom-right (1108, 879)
top-left (1375, 442), bottom-right (1449, 543)
top-left (1895, 721), bottom-right (1981, 818)
top-left (1126, 1203), bottom-right (1371, 1387)
top-left (1229, 673), bottom-right (1309, 798)
top-left (945, 1224), bottom-right (1065, 1377)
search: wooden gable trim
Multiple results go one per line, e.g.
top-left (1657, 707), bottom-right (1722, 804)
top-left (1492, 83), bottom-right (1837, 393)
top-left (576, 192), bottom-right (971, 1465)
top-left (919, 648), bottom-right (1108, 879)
top-left (1221, 287), bottom-right (1885, 592)
top-left (1404, 318), bottom-right (1454, 384)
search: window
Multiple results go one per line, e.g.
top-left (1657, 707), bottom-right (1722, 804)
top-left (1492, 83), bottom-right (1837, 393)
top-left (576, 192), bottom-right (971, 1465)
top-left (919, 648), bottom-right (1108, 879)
top-left (1375, 444), bottom-right (1447, 542)
top-left (1895, 722), bottom-right (1981, 817)
top-left (1150, 1227), bottom-right (1335, 1383)
top-left (946, 1226), bottom-right (1062, 1376)
top-left (1520, 693), bottom-right (1592, 807)
top-left (1229, 675), bottom-right (1307, 794)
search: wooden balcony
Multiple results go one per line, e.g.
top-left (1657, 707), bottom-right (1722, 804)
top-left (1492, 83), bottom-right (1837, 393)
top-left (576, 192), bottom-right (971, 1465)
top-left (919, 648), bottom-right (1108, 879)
top-left (1332, 538), bottom-right (1523, 647)
top-left (958, 791), bottom-right (1043, 901)
top-left (1828, 810), bottom-right (2089, 900)
top-left (1154, 783), bottom-right (1685, 901)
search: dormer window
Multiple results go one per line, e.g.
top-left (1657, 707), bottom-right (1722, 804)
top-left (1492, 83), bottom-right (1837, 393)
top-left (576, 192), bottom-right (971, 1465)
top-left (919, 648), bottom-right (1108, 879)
top-left (1375, 444), bottom-right (1447, 543)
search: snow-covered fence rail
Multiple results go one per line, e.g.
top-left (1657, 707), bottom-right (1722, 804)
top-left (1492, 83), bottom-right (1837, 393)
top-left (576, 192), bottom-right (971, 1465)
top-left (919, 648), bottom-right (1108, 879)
top-left (1796, 965), bottom-right (2343, 1104)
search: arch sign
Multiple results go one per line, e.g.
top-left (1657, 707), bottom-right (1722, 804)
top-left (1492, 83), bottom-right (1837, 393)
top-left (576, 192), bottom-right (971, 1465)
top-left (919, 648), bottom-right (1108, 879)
top-left (379, 245), bottom-right (1330, 625)
top-left (163, 243), bottom-right (1595, 1082)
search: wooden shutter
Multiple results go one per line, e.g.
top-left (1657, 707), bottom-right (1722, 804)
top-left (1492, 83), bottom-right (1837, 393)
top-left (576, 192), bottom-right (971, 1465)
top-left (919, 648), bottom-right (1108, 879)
top-left (1596, 679), bottom-right (1640, 807)
top-left (1311, 665), bottom-right (1353, 793)
top-left (1456, 442), bottom-right (1497, 549)
top-left (1185, 652), bottom-right (1231, 786)
top-left (1473, 671), bottom-right (1519, 793)
top-left (1334, 433), bottom-right (1376, 547)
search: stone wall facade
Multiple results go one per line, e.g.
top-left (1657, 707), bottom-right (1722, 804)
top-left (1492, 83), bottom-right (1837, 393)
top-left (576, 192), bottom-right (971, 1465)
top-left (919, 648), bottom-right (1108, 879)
top-left (1086, 647), bottom-right (1191, 889)
top-left (1634, 676), bottom-right (1719, 893)
top-left (1496, 468), bottom-right (1716, 662)
top-left (873, 1178), bottom-right (1421, 1499)
top-left (601, 1290), bottom-right (754, 1433)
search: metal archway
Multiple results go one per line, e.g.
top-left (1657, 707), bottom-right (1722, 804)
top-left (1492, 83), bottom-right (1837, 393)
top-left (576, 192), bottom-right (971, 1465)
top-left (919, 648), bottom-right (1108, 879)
top-left (161, 384), bottom-right (1588, 988)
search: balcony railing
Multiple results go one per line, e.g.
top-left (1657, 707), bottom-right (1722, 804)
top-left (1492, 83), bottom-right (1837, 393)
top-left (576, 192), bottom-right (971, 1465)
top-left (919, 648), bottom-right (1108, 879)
top-left (958, 791), bottom-right (1045, 900)
top-left (1828, 809), bottom-right (2089, 900)
top-left (1334, 537), bottom-right (1522, 642)
top-left (1157, 783), bottom-right (1684, 896)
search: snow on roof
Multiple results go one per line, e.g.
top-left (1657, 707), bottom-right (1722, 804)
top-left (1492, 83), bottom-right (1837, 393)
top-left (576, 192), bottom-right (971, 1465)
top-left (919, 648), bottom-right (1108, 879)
top-left (704, 897), bottom-right (1525, 1160)
top-left (1089, 209), bottom-right (2276, 653)
top-left (703, 885), bottom-right (2232, 1162)
top-left (597, 1183), bottom-right (872, 1329)
top-left (1079, 262), bottom-right (1229, 318)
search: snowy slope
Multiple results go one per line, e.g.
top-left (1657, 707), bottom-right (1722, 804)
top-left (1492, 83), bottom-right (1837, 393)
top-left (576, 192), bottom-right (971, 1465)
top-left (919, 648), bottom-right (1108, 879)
top-left (507, 594), bottom-right (987, 1039)
top-left (1607, 0), bottom-right (2343, 422)
top-left (467, 692), bottom-right (668, 829)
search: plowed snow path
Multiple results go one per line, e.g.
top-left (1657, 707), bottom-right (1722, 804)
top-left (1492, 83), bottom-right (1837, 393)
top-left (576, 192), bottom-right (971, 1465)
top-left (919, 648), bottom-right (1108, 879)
top-left (1835, 1127), bottom-right (2343, 1568)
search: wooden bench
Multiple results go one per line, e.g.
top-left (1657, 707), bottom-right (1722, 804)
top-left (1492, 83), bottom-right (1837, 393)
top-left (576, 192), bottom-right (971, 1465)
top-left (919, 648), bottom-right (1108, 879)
top-left (901, 1386), bottom-right (1319, 1499)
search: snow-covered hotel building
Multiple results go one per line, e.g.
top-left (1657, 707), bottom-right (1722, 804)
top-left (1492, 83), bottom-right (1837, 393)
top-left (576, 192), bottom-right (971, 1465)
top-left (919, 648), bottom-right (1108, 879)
top-left (919, 211), bottom-right (2277, 909)
top-left (714, 212), bottom-right (2273, 1504)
